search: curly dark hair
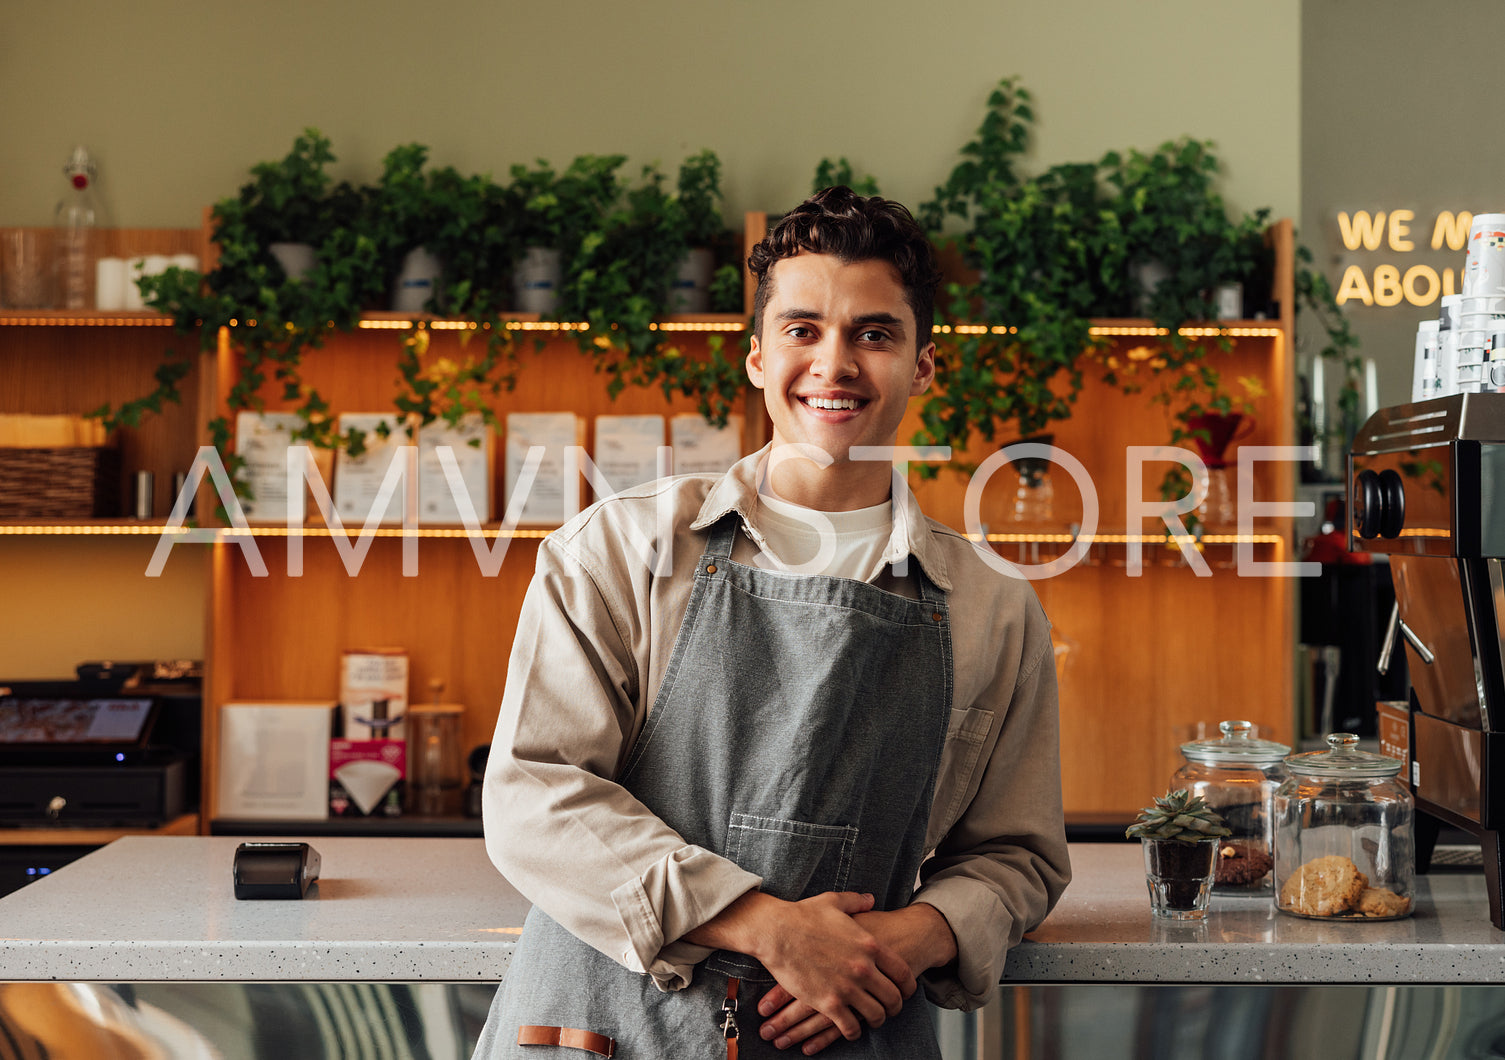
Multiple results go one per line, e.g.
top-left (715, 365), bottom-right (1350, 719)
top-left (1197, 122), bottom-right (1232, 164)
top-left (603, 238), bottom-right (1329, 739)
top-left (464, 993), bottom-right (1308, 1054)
top-left (747, 186), bottom-right (941, 351)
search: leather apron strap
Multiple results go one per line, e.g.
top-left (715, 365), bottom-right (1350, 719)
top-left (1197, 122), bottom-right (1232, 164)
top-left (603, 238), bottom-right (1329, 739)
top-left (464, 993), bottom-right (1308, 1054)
top-left (517, 1025), bottom-right (616, 1056)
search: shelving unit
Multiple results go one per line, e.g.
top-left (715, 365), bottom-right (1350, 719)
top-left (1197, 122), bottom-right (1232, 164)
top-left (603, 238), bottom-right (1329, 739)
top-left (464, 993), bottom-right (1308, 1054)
top-left (0, 216), bottom-right (1298, 839)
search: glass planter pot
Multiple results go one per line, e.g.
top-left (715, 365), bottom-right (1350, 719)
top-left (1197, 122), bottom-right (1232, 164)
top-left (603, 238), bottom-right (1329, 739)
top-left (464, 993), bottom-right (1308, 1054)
top-left (1142, 837), bottom-right (1219, 920)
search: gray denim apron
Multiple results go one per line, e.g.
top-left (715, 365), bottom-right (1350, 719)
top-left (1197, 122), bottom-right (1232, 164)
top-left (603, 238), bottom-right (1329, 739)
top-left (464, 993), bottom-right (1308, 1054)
top-left (476, 513), bottom-right (952, 1058)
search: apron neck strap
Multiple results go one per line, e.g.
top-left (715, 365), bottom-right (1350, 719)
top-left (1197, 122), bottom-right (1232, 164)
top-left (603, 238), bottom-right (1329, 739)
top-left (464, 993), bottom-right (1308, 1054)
top-left (704, 513), bottom-right (946, 606)
top-left (705, 513), bottom-right (742, 559)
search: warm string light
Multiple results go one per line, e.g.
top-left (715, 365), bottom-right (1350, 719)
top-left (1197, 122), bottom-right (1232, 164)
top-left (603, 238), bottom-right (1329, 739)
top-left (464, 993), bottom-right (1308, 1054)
top-left (4, 313), bottom-right (1281, 338)
top-left (217, 526), bottom-right (554, 539)
top-left (0, 313), bottom-right (173, 327)
top-left (0, 524), bottom-right (193, 535)
top-left (648, 321), bottom-right (746, 332)
top-left (968, 532), bottom-right (1284, 545)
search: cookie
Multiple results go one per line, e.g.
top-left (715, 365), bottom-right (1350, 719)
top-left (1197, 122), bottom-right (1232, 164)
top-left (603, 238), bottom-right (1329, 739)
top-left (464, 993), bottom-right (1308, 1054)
top-left (1278, 855), bottom-right (1368, 917)
top-left (1214, 839), bottom-right (1274, 887)
top-left (1355, 886), bottom-right (1411, 918)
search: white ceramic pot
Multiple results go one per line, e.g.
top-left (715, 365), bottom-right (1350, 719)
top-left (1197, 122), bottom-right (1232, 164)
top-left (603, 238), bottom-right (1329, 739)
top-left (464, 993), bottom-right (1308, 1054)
top-left (668, 247), bottom-right (714, 314)
top-left (1132, 260), bottom-right (1170, 316)
top-left (392, 246), bottom-right (443, 312)
top-left (268, 242), bottom-right (317, 282)
top-left (513, 246), bottom-right (561, 315)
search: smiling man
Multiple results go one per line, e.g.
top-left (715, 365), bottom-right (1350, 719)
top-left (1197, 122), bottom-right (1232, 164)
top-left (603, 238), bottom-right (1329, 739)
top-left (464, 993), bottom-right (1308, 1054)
top-left (474, 187), bottom-right (1070, 1059)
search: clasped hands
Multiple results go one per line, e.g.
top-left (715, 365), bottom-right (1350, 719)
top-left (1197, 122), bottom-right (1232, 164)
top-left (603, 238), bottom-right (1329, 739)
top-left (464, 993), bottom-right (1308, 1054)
top-left (685, 889), bottom-right (956, 1056)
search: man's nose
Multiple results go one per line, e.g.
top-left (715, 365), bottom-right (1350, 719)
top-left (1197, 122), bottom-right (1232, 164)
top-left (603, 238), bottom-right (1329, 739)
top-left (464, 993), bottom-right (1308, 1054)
top-left (810, 336), bottom-right (858, 380)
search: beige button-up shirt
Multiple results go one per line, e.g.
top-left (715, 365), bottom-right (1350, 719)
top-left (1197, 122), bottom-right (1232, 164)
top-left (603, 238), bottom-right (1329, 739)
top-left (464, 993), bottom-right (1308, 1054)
top-left (483, 447), bottom-right (1070, 1011)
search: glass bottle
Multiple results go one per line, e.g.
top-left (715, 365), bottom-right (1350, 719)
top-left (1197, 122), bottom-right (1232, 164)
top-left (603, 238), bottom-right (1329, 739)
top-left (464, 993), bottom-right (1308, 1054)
top-left (1171, 720), bottom-right (1289, 895)
top-left (1274, 733), bottom-right (1414, 920)
top-left (54, 146), bottom-right (98, 309)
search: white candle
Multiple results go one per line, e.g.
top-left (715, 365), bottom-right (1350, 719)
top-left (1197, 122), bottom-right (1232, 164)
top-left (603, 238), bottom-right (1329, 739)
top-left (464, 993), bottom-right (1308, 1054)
top-left (1365, 358), bottom-right (1379, 417)
top-left (1312, 357), bottom-right (1327, 438)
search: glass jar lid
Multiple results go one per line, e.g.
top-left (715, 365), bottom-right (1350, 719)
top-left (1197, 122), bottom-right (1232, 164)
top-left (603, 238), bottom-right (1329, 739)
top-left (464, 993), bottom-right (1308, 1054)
top-left (1285, 733), bottom-right (1404, 778)
top-left (1180, 719), bottom-right (1291, 765)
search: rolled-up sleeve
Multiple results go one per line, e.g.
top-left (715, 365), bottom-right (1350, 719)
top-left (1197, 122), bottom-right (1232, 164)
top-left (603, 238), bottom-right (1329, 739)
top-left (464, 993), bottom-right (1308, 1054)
top-left (482, 534), bottom-right (760, 990)
top-left (912, 610), bottom-right (1072, 1010)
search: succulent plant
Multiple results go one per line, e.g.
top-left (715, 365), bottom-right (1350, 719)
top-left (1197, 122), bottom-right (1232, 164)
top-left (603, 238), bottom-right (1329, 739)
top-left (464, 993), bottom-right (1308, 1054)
top-left (1126, 788), bottom-right (1232, 842)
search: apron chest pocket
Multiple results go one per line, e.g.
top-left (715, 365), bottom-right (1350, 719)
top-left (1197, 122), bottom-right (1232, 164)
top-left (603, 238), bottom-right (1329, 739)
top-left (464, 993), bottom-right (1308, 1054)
top-left (726, 812), bottom-right (858, 901)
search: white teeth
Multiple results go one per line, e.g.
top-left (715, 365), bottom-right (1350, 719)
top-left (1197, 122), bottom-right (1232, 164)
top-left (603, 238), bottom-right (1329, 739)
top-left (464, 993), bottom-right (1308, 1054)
top-left (805, 397), bottom-right (860, 410)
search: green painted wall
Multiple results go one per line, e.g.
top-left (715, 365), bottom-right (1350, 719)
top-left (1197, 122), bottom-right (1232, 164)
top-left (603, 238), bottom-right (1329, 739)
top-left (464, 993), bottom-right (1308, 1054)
top-left (2, 0), bottom-right (1299, 228)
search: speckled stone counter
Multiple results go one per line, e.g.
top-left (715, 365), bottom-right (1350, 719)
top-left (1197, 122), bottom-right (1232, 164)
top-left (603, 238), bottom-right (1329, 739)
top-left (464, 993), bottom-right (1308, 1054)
top-left (0, 836), bottom-right (528, 981)
top-left (1004, 843), bottom-right (1505, 984)
top-left (1, 838), bottom-right (1502, 983)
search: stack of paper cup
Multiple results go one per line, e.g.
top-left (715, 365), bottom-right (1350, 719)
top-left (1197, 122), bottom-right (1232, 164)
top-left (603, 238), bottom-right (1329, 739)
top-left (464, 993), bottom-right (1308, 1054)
top-left (1464, 214), bottom-right (1505, 297)
top-left (1412, 319), bottom-right (1440, 402)
top-left (1455, 214), bottom-right (1505, 393)
top-left (1488, 331), bottom-right (1505, 392)
top-left (1437, 295), bottom-right (1464, 397)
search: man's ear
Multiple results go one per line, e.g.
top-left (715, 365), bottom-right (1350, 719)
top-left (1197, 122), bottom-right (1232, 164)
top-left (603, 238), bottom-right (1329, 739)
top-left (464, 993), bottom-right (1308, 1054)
top-left (746, 334), bottom-right (765, 389)
top-left (911, 341), bottom-right (937, 396)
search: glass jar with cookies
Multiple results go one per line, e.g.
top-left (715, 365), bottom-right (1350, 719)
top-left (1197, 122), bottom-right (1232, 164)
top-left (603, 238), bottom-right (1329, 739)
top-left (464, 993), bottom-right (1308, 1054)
top-left (1274, 732), bottom-right (1415, 920)
top-left (1173, 720), bottom-right (1290, 896)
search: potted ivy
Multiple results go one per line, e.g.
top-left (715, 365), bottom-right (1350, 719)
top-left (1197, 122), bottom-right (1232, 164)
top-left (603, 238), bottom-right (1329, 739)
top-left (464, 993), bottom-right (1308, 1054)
top-left (507, 154), bottom-right (624, 314)
top-left (668, 149), bottom-right (724, 313)
top-left (226, 128), bottom-right (342, 282)
top-left (373, 143), bottom-right (447, 312)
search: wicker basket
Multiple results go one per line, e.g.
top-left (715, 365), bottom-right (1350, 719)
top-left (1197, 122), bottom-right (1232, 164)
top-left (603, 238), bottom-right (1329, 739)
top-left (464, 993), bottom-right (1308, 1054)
top-left (0, 447), bottom-right (122, 519)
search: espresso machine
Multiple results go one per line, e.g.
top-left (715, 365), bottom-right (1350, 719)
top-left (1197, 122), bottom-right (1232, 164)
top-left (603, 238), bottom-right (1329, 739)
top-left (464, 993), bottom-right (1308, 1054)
top-left (1349, 393), bottom-right (1505, 930)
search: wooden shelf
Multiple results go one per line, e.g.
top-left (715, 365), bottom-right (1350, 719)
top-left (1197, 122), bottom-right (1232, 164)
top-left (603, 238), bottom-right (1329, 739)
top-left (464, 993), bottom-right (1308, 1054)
top-left (210, 816), bottom-right (481, 838)
top-left (0, 813), bottom-right (200, 846)
top-left (1, 215), bottom-right (1301, 826)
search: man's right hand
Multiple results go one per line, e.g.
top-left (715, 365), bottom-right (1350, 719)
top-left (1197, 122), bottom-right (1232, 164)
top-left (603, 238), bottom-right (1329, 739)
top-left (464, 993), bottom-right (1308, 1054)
top-left (684, 889), bottom-right (916, 1044)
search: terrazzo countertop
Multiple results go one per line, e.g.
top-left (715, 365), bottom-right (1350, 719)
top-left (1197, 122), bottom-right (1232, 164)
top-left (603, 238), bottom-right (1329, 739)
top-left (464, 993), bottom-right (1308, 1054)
top-left (0, 836), bottom-right (528, 982)
top-left (1004, 843), bottom-right (1505, 984)
top-left (1, 838), bottom-right (1502, 982)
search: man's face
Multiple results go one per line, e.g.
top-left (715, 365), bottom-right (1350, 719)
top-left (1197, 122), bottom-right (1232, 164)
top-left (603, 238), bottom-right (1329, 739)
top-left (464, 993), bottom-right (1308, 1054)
top-left (747, 253), bottom-right (935, 465)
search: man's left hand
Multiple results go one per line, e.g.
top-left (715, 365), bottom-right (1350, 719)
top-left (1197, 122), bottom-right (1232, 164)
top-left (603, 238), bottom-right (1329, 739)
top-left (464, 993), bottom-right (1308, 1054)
top-left (755, 903), bottom-right (958, 1055)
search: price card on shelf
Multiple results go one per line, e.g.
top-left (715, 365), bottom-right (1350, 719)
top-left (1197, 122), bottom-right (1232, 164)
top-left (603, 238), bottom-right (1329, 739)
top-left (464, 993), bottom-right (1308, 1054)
top-left (217, 701), bottom-right (338, 820)
top-left (504, 412), bottom-right (582, 526)
top-left (670, 413), bottom-right (743, 475)
top-left (417, 414), bottom-right (494, 524)
top-left (235, 412), bottom-right (307, 523)
top-left (333, 413), bottom-right (415, 526)
top-left (593, 414), bottom-right (666, 498)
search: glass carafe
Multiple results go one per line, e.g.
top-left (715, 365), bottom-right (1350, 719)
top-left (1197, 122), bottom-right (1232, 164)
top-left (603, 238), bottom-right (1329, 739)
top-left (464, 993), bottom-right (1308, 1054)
top-left (407, 704), bottom-right (465, 816)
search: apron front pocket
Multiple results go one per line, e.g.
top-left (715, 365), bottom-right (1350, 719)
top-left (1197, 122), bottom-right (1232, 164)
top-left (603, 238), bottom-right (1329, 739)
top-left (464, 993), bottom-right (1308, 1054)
top-left (725, 812), bottom-right (858, 901)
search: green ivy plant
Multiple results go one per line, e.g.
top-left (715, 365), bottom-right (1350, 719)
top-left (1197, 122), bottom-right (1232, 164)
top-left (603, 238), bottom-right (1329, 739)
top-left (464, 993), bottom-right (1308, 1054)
top-left (102, 134), bottom-right (747, 501)
top-left (916, 78), bottom-right (1117, 462)
top-left (813, 157), bottom-right (881, 197)
top-left (563, 156), bottom-right (744, 425)
top-left (913, 77), bottom-right (1291, 484)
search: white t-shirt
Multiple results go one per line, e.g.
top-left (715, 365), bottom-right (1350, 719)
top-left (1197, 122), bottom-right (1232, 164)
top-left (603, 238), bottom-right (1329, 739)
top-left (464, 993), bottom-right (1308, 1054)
top-left (754, 490), bottom-right (892, 580)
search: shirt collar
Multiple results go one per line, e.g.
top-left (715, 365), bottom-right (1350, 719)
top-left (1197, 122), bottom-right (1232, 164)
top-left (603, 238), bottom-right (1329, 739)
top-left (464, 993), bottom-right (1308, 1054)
top-left (691, 444), bottom-right (953, 592)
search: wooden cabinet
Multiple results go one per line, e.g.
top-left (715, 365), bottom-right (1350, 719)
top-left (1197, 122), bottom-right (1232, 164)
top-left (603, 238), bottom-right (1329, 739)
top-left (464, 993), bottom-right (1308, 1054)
top-left (1, 217), bottom-right (1297, 839)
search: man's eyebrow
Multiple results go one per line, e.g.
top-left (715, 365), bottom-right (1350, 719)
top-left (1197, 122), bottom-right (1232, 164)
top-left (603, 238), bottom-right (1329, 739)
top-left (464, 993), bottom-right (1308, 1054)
top-left (772, 309), bottom-right (907, 331)
top-left (852, 312), bottom-right (906, 330)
